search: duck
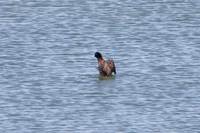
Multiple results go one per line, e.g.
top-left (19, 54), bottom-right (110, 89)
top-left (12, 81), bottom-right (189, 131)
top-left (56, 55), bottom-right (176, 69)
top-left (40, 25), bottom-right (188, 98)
top-left (94, 52), bottom-right (116, 77)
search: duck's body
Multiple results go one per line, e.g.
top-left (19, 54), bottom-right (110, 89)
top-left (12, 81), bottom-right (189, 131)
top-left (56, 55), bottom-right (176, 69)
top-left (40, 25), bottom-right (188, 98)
top-left (95, 52), bottom-right (116, 77)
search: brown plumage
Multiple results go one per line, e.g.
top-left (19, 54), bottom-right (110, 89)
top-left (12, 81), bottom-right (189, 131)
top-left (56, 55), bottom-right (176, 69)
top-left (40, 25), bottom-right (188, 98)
top-left (94, 52), bottom-right (116, 76)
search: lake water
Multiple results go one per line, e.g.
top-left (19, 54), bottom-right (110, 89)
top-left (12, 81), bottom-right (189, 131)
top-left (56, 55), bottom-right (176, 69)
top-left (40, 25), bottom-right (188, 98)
top-left (0, 0), bottom-right (200, 132)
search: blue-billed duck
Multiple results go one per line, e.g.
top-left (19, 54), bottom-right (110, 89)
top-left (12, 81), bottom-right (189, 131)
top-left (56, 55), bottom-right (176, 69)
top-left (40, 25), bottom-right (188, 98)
top-left (94, 52), bottom-right (116, 76)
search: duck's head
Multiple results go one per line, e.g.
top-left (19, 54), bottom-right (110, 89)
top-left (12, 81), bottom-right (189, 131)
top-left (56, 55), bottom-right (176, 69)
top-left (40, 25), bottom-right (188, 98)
top-left (94, 52), bottom-right (103, 59)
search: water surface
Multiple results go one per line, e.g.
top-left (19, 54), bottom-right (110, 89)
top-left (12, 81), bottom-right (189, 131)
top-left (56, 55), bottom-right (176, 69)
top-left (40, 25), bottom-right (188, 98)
top-left (0, 0), bottom-right (200, 132)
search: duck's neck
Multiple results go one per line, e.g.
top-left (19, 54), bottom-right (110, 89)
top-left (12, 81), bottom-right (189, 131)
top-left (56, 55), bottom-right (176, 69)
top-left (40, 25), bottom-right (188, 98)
top-left (98, 58), bottom-right (104, 65)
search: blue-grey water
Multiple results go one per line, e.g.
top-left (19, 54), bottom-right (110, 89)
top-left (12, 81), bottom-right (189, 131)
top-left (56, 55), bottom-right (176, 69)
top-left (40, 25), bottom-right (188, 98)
top-left (0, 0), bottom-right (200, 132)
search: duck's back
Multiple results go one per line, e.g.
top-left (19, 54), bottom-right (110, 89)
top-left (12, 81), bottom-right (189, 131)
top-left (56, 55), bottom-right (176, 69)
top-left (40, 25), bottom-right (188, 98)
top-left (98, 59), bottom-right (116, 76)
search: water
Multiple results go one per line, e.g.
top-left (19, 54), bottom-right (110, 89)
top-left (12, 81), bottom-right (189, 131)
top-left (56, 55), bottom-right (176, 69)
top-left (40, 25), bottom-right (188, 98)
top-left (0, 0), bottom-right (200, 132)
